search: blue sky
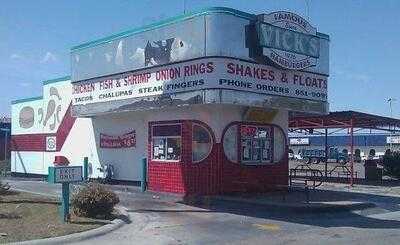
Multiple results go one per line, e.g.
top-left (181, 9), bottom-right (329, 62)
top-left (1, 0), bottom-right (399, 117)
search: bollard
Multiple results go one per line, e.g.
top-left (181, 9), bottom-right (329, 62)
top-left (141, 158), bottom-right (147, 192)
top-left (83, 157), bottom-right (89, 181)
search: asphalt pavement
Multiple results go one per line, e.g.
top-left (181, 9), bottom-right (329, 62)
top-left (4, 178), bottom-right (400, 245)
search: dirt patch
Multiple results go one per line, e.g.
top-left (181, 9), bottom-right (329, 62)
top-left (0, 191), bottom-right (109, 243)
top-left (0, 160), bottom-right (10, 176)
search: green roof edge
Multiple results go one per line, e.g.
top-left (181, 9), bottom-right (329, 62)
top-left (71, 7), bottom-right (255, 52)
top-left (43, 75), bottom-right (71, 85)
top-left (317, 32), bottom-right (330, 41)
top-left (11, 96), bottom-right (43, 105)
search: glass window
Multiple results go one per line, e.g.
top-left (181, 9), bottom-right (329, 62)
top-left (223, 125), bottom-right (238, 163)
top-left (192, 124), bottom-right (213, 162)
top-left (222, 123), bottom-right (286, 165)
top-left (273, 127), bottom-right (285, 162)
top-left (153, 124), bottom-right (181, 137)
top-left (241, 126), bottom-right (272, 164)
top-left (152, 124), bottom-right (181, 161)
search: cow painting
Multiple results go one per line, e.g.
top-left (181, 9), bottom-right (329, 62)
top-left (144, 38), bottom-right (175, 66)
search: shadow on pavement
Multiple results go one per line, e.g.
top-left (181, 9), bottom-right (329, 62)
top-left (128, 188), bottom-right (400, 230)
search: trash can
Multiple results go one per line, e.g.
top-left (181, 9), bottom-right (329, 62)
top-left (364, 159), bottom-right (382, 181)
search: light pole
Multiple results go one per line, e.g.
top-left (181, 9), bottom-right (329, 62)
top-left (388, 98), bottom-right (396, 151)
top-left (0, 128), bottom-right (10, 161)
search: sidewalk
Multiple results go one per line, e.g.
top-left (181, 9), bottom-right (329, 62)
top-left (5, 177), bottom-right (394, 213)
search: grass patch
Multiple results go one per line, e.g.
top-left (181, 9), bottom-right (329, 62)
top-left (0, 191), bottom-right (110, 243)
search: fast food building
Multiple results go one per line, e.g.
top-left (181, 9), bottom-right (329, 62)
top-left (11, 7), bottom-right (330, 195)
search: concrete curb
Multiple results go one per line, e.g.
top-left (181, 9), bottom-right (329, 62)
top-left (210, 196), bottom-right (376, 213)
top-left (7, 206), bottom-right (130, 245)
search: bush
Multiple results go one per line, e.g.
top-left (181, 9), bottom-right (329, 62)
top-left (382, 150), bottom-right (400, 178)
top-left (71, 183), bottom-right (119, 218)
top-left (0, 179), bottom-right (10, 195)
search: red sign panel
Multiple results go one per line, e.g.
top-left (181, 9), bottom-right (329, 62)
top-left (100, 131), bottom-right (136, 148)
top-left (240, 126), bottom-right (258, 137)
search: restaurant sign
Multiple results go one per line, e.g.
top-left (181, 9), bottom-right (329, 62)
top-left (100, 130), bottom-right (136, 148)
top-left (257, 11), bottom-right (320, 70)
top-left (48, 166), bottom-right (83, 183)
top-left (72, 57), bottom-right (328, 106)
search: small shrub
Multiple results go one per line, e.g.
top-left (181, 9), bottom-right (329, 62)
top-left (0, 179), bottom-right (10, 195)
top-left (71, 183), bottom-right (119, 218)
top-left (382, 150), bottom-right (400, 178)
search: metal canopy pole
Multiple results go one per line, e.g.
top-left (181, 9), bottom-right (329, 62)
top-left (0, 128), bottom-right (10, 161)
top-left (324, 128), bottom-right (328, 180)
top-left (350, 118), bottom-right (354, 186)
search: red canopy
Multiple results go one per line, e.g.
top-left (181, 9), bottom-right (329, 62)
top-left (289, 110), bottom-right (400, 131)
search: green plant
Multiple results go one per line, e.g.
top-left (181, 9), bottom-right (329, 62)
top-left (0, 180), bottom-right (10, 198)
top-left (71, 183), bottom-right (119, 218)
top-left (382, 150), bottom-right (400, 178)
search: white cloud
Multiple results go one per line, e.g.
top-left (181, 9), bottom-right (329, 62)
top-left (10, 53), bottom-right (24, 60)
top-left (18, 82), bottom-right (32, 87)
top-left (40, 52), bottom-right (57, 63)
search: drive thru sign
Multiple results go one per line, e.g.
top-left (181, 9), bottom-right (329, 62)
top-left (48, 166), bottom-right (83, 222)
